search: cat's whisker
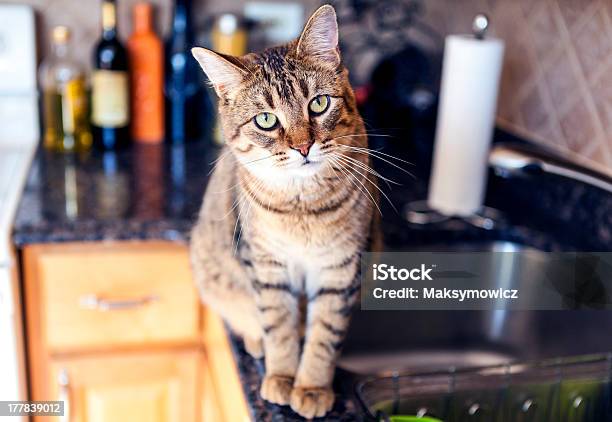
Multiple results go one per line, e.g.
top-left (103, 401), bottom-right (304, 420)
top-left (231, 190), bottom-right (249, 248)
top-left (330, 153), bottom-right (397, 213)
top-left (360, 119), bottom-right (406, 134)
top-left (327, 133), bottom-right (393, 142)
top-left (323, 159), bottom-right (342, 181)
top-left (231, 175), bottom-right (257, 251)
top-left (351, 148), bottom-right (415, 166)
top-left (321, 133), bottom-right (386, 145)
top-left (335, 160), bottom-right (383, 217)
top-left (215, 195), bottom-right (241, 222)
top-left (335, 144), bottom-right (415, 166)
top-left (327, 156), bottom-right (368, 208)
top-left (330, 153), bottom-right (394, 192)
top-left (328, 155), bottom-right (382, 216)
top-left (242, 154), bottom-right (277, 166)
top-left (212, 180), bottom-right (243, 195)
top-left (324, 133), bottom-right (416, 169)
top-left (332, 150), bottom-right (414, 186)
top-left (328, 151), bottom-right (392, 189)
top-left (208, 149), bottom-right (232, 176)
top-left (334, 145), bottom-right (415, 179)
top-left (210, 149), bottom-right (231, 166)
top-left (235, 195), bottom-right (252, 255)
top-left (217, 175), bottom-right (260, 224)
top-left (328, 152), bottom-right (400, 187)
top-left (232, 176), bottom-right (266, 255)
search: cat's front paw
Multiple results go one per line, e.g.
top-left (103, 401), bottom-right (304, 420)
top-left (260, 374), bottom-right (294, 405)
top-left (290, 386), bottom-right (335, 419)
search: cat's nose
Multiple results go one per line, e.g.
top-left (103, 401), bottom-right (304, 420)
top-left (291, 141), bottom-right (314, 157)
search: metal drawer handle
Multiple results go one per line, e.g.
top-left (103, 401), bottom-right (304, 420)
top-left (78, 294), bottom-right (160, 311)
top-left (58, 369), bottom-right (70, 422)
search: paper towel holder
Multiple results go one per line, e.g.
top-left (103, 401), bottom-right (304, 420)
top-left (404, 13), bottom-right (501, 229)
top-left (405, 12), bottom-right (504, 230)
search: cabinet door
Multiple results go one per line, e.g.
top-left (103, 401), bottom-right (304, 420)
top-left (47, 350), bottom-right (199, 422)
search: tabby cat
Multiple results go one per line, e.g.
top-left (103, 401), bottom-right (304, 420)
top-left (190, 5), bottom-right (379, 418)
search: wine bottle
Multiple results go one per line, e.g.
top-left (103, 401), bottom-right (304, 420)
top-left (92, 0), bottom-right (130, 150)
top-left (128, 2), bottom-right (164, 143)
top-left (164, 0), bottom-right (208, 144)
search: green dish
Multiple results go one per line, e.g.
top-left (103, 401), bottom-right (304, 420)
top-left (389, 416), bottom-right (444, 422)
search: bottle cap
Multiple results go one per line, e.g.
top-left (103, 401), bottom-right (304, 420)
top-left (102, 1), bottom-right (117, 31)
top-left (52, 26), bottom-right (70, 44)
top-left (217, 14), bottom-right (239, 35)
top-left (133, 2), bottom-right (153, 32)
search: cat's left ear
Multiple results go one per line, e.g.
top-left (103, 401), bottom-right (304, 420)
top-left (192, 47), bottom-right (247, 97)
top-left (296, 5), bottom-right (340, 65)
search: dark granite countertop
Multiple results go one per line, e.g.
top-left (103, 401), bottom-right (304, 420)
top-left (12, 143), bottom-right (215, 246)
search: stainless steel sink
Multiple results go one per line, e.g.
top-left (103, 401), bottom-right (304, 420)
top-left (339, 240), bottom-right (612, 376)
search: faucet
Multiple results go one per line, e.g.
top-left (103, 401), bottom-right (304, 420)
top-left (489, 143), bottom-right (612, 194)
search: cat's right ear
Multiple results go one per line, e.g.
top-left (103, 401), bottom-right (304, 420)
top-left (296, 5), bottom-right (340, 65)
top-left (191, 47), bottom-right (246, 97)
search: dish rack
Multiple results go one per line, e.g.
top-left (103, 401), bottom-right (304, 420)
top-left (355, 354), bottom-right (612, 422)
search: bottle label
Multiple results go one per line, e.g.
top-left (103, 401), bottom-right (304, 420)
top-left (92, 70), bottom-right (129, 127)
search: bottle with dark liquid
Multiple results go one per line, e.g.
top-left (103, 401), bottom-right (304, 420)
top-left (165, 0), bottom-right (209, 144)
top-left (92, 0), bottom-right (130, 150)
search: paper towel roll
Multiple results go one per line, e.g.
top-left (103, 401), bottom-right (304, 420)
top-left (428, 34), bottom-right (504, 217)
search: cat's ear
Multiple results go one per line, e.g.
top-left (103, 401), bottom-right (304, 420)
top-left (296, 5), bottom-right (340, 65)
top-left (191, 47), bottom-right (247, 97)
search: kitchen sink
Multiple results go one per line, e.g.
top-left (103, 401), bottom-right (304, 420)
top-left (334, 136), bottom-right (612, 421)
top-left (339, 237), bottom-right (612, 377)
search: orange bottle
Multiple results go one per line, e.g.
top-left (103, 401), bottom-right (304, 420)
top-left (127, 2), bottom-right (164, 143)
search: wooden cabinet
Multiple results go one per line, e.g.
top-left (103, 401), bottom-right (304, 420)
top-left (48, 350), bottom-right (199, 422)
top-left (22, 242), bottom-right (250, 422)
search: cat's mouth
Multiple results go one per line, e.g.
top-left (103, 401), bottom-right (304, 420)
top-left (282, 157), bottom-right (324, 178)
top-left (300, 158), bottom-right (323, 170)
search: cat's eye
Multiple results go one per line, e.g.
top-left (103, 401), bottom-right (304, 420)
top-left (309, 95), bottom-right (330, 115)
top-left (254, 112), bottom-right (278, 130)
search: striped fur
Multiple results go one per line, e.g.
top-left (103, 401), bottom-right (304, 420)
top-left (190, 5), bottom-right (380, 419)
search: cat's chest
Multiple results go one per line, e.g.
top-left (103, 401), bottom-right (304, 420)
top-left (253, 209), bottom-right (335, 247)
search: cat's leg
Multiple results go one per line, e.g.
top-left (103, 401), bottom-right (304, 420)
top-left (200, 283), bottom-right (263, 358)
top-left (290, 259), bottom-right (359, 418)
top-left (190, 226), bottom-right (263, 358)
top-left (252, 254), bottom-right (301, 406)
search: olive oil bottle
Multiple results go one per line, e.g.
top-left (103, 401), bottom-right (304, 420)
top-left (39, 26), bottom-right (91, 152)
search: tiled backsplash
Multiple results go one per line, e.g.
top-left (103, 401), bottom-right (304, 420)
top-left (421, 0), bottom-right (612, 171)
top-left (25, 0), bottom-right (612, 170)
